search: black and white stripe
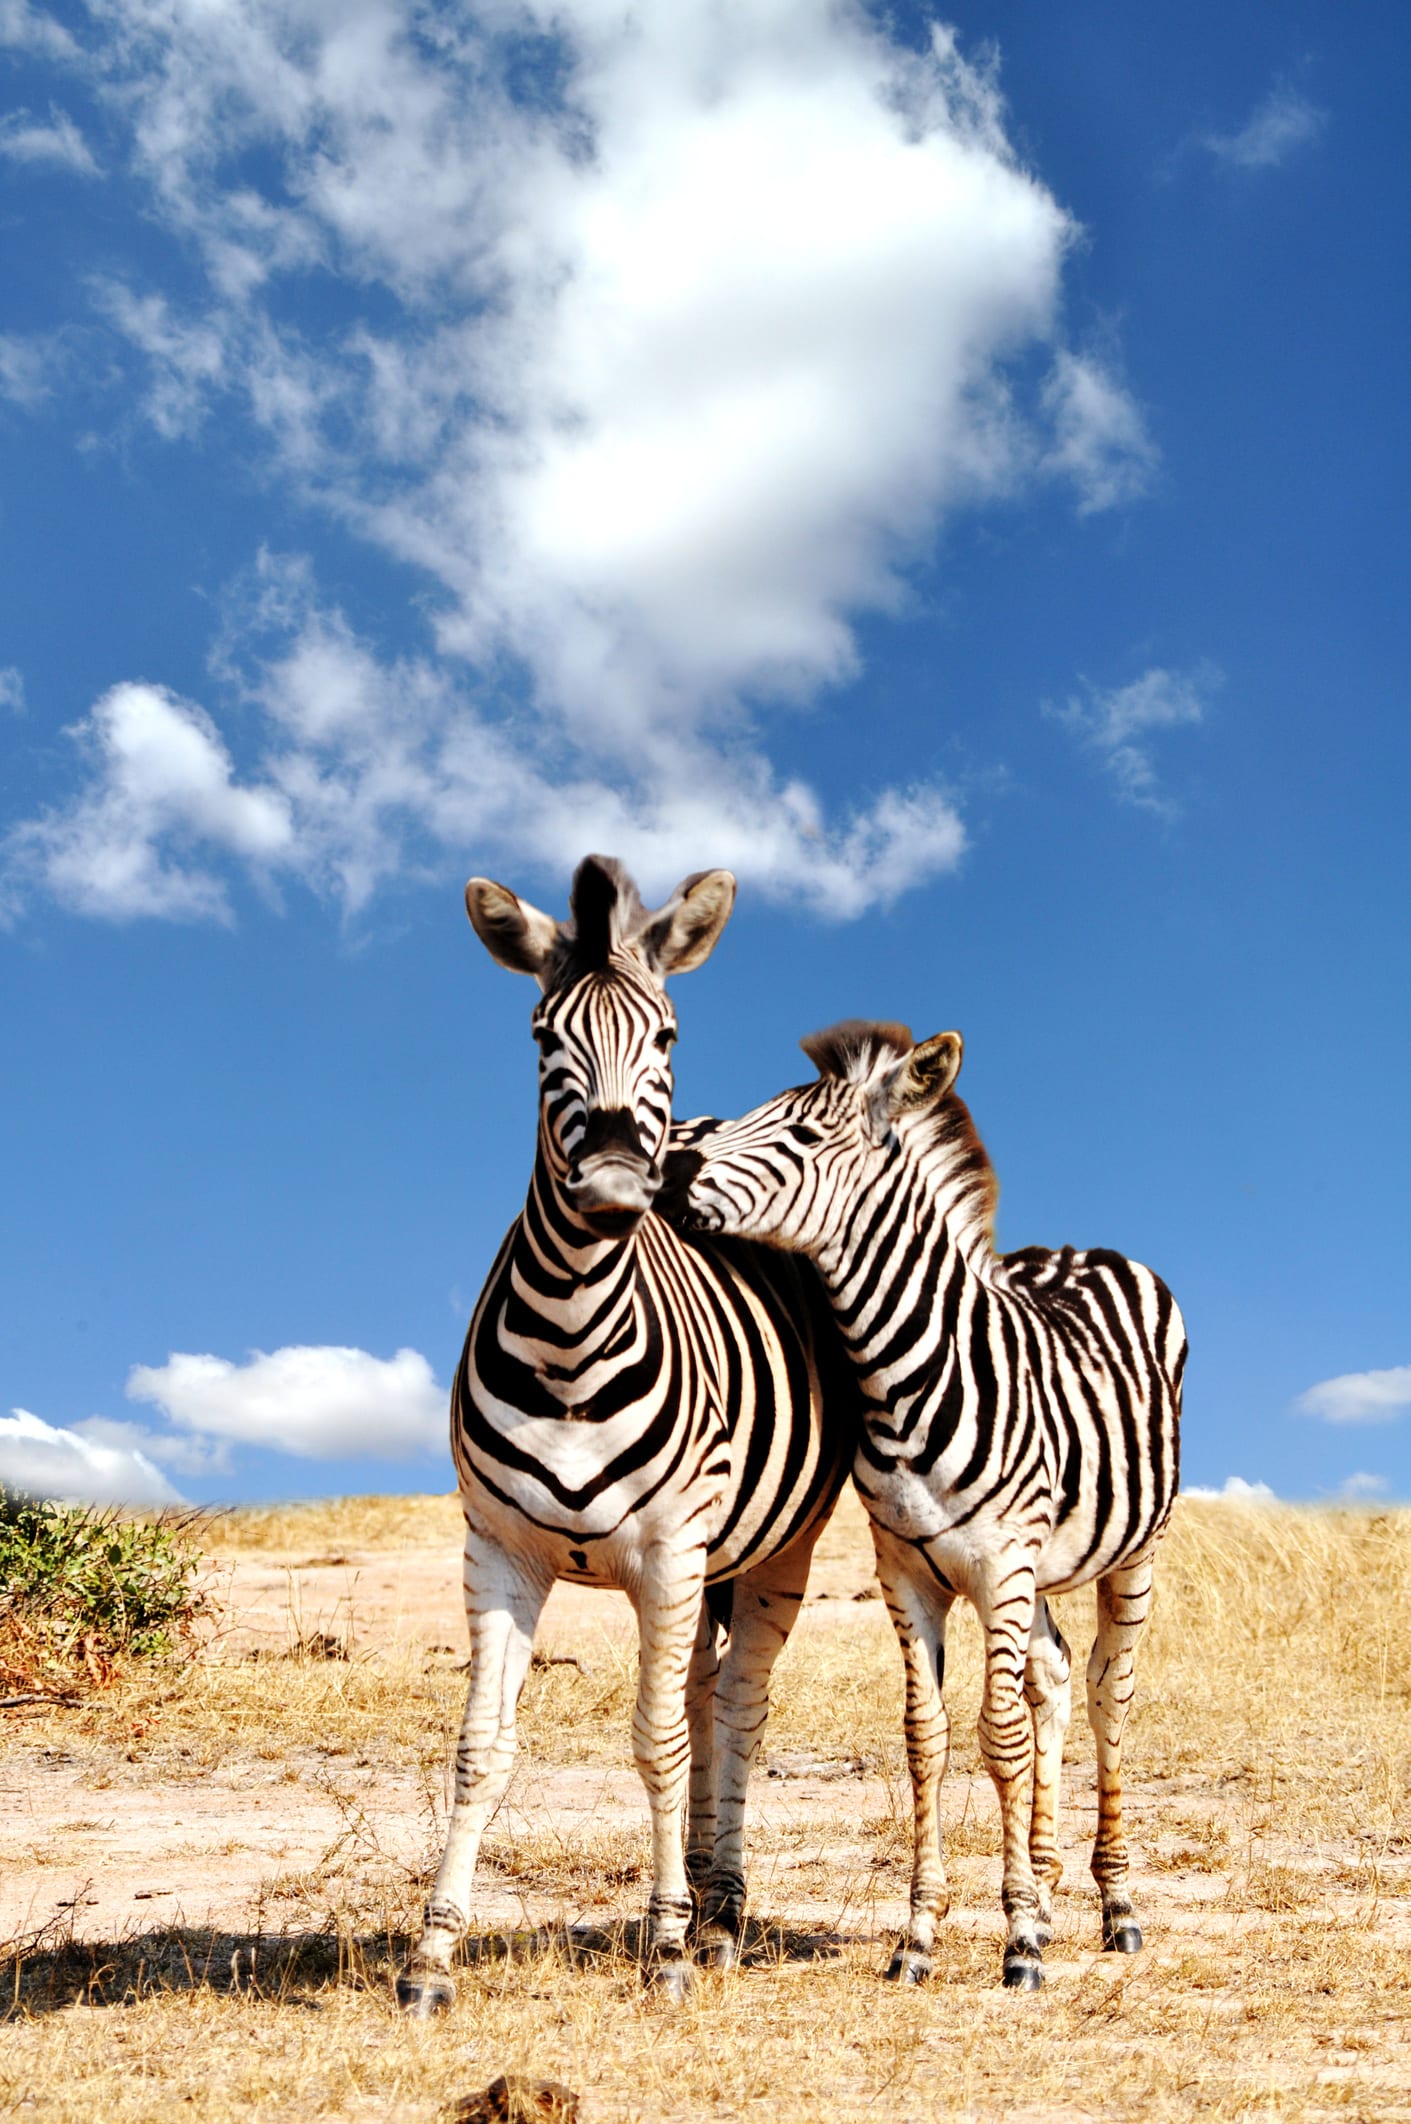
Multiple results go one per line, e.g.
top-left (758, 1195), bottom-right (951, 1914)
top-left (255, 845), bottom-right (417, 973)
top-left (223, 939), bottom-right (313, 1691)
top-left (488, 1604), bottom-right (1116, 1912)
top-left (398, 860), bottom-right (854, 2013)
top-left (674, 1019), bottom-right (1185, 1990)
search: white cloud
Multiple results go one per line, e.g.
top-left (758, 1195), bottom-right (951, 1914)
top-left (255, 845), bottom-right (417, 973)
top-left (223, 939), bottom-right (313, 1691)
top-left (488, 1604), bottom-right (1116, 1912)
top-left (4, 3), bottom-right (1155, 925)
top-left (91, 284), bottom-right (227, 440)
top-left (0, 334), bottom-right (54, 409)
top-left (0, 1), bottom-right (78, 61)
top-left (1337, 1472), bottom-right (1389, 1502)
top-left (4, 552), bottom-right (965, 920)
top-left (0, 104), bottom-right (99, 175)
top-left (1295, 1365), bottom-right (1411, 1426)
top-left (1197, 83), bottom-right (1326, 173)
top-left (3, 679), bottom-right (293, 923)
top-left (72, 1415), bottom-right (226, 1481)
top-left (0, 1407), bottom-right (186, 1507)
top-left (0, 666), bottom-right (23, 713)
top-left (1045, 663), bottom-right (1215, 814)
top-left (1041, 351), bottom-right (1158, 515)
top-left (1184, 1476), bottom-right (1277, 1503)
top-left (127, 1344), bottom-right (449, 1462)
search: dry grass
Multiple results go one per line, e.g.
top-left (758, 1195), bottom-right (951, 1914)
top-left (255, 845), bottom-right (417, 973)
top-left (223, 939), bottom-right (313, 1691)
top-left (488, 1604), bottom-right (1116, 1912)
top-left (3, 1492), bottom-right (1410, 2122)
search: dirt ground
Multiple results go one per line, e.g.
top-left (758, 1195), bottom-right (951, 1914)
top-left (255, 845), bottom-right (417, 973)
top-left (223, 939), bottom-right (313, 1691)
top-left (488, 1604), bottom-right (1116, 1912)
top-left (2, 1489), bottom-right (1409, 2122)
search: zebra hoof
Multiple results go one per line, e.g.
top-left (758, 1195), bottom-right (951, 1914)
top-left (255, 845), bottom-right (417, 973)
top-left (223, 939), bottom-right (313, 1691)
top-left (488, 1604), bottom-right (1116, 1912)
top-left (1002, 1952), bottom-right (1044, 1992)
top-left (395, 1969), bottom-right (456, 2016)
top-left (1102, 1915), bottom-right (1143, 1954)
top-left (696, 1927), bottom-right (739, 1972)
top-left (885, 1947), bottom-right (931, 1985)
top-left (647, 1958), bottom-right (695, 2004)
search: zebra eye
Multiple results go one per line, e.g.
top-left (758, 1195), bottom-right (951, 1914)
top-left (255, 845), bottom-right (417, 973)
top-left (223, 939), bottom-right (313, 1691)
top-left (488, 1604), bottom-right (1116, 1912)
top-left (532, 1026), bottom-right (560, 1054)
top-left (789, 1123), bottom-right (823, 1147)
top-left (654, 1027), bottom-right (677, 1054)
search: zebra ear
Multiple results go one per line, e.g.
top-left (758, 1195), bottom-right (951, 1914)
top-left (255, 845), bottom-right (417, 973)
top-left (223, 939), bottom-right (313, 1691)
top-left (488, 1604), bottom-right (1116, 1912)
top-left (637, 869), bottom-right (737, 976)
top-left (464, 877), bottom-right (561, 980)
top-left (878, 1031), bottom-right (963, 1120)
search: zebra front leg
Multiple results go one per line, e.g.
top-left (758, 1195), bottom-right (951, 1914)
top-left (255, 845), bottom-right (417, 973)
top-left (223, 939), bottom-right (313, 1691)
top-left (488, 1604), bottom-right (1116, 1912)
top-left (396, 1533), bottom-right (551, 2016)
top-left (1024, 1598), bottom-right (1072, 1948)
top-left (630, 1544), bottom-right (708, 2000)
top-left (877, 1541), bottom-right (954, 1987)
top-left (696, 1553), bottom-right (810, 1969)
top-left (684, 1599), bottom-right (722, 1904)
top-left (975, 1554), bottom-right (1045, 1991)
top-left (1087, 1555), bottom-right (1154, 1954)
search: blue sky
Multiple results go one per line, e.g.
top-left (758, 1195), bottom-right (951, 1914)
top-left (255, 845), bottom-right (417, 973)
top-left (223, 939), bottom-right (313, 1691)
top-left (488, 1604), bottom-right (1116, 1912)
top-left (1, 1), bottom-right (1407, 1509)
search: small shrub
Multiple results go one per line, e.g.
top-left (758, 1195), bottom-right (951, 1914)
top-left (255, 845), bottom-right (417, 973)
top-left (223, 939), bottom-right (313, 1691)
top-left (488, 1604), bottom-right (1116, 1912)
top-left (0, 1490), bottom-right (210, 1694)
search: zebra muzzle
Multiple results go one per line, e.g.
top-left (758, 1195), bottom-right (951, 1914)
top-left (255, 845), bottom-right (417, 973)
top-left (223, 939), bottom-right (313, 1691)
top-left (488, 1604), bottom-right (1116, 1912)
top-left (566, 1110), bottom-right (661, 1230)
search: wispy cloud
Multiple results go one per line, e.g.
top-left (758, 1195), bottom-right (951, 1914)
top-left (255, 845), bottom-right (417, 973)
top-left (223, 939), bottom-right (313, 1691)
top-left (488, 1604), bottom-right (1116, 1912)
top-left (4, 2), bottom-right (1155, 924)
top-left (0, 667), bottom-right (23, 714)
top-left (0, 104), bottom-right (99, 176)
top-left (1044, 663), bottom-right (1215, 814)
top-left (1337, 1472), bottom-right (1389, 1501)
top-left (1295, 1365), bottom-right (1411, 1425)
top-left (0, 1), bottom-right (78, 62)
top-left (1195, 82), bottom-right (1326, 173)
top-left (0, 333), bottom-right (58, 409)
top-left (1041, 350), bottom-right (1158, 515)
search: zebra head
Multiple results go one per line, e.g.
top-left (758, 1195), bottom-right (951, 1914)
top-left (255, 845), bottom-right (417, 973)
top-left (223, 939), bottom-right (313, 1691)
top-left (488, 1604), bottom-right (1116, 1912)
top-left (673, 1020), bottom-right (965, 1257)
top-left (465, 854), bottom-right (737, 1240)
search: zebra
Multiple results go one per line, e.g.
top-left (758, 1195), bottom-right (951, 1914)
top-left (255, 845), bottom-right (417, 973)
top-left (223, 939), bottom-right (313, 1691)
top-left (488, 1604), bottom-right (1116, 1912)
top-left (397, 857), bottom-right (855, 2014)
top-left (668, 1019), bottom-right (1185, 1991)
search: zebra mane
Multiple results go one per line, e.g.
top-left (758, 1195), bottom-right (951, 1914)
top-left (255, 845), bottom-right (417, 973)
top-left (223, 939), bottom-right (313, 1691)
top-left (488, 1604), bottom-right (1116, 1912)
top-left (803, 1019), bottom-right (999, 1247)
top-left (564, 854), bottom-right (649, 978)
top-left (801, 1019), bottom-right (915, 1082)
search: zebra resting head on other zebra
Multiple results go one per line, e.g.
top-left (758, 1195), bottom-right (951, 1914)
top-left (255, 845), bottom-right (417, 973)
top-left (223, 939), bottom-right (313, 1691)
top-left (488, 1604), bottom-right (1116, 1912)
top-left (670, 1019), bottom-right (1186, 1993)
top-left (397, 858), bottom-right (855, 2015)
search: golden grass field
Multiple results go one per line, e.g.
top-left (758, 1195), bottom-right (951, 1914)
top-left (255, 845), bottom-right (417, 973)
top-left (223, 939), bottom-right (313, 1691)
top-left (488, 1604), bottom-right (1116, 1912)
top-left (2, 1487), bottom-right (1409, 2122)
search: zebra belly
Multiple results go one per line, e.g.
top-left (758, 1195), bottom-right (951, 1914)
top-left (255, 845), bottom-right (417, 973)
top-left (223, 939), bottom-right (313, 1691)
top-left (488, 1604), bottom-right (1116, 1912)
top-left (860, 1465), bottom-right (1166, 1602)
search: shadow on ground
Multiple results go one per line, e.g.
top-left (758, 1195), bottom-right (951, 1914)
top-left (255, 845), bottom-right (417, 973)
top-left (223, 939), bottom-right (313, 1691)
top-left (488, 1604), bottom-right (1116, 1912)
top-left (2, 1913), bottom-right (856, 2017)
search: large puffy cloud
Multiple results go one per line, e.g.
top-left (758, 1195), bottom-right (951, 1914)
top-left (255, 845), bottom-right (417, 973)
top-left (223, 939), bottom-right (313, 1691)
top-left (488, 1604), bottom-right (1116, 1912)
top-left (1295, 1366), bottom-right (1411, 1426)
top-left (5, 3), bottom-right (1154, 919)
top-left (0, 1407), bottom-right (186, 1507)
top-left (127, 1344), bottom-right (449, 1461)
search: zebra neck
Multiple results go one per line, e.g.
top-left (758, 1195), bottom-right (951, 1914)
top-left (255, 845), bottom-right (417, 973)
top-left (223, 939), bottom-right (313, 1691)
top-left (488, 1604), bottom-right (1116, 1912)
top-left (817, 1142), bottom-right (997, 1378)
top-left (498, 1147), bottom-right (645, 1397)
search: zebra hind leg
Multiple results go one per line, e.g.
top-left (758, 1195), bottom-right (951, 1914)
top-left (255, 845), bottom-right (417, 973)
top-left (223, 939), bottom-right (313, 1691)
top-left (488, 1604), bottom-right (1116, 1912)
top-left (1086, 1555), bottom-right (1155, 1954)
top-left (695, 1555), bottom-right (810, 1970)
top-left (873, 1532), bottom-right (953, 1985)
top-left (1024, 1598), bottom-right (1072, 1948)
top-left (397, 1541), bottom-right (550, 2015)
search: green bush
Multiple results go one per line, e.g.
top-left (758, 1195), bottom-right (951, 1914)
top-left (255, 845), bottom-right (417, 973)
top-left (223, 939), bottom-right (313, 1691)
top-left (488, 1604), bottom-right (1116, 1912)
top-left (0, 1491), bottom-right (209, 1688)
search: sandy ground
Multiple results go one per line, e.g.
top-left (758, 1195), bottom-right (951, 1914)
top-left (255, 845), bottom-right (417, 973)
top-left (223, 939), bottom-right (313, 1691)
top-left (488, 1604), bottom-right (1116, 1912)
top-left (6, 1496), bottom-right (1409, 1975)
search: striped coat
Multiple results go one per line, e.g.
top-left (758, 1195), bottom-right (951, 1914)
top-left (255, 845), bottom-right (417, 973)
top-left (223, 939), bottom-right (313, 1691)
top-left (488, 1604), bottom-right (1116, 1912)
top-left (671, 1019), bottom-right (1185, 1990)
top-left (398, 860), bottom-right (853, 2014)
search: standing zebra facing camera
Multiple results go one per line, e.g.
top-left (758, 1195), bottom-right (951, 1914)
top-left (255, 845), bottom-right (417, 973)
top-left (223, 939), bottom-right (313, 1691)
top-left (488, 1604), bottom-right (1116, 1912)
top-left (397, 858), bottom-right (856, 2014)
top-left (669, 1019), bottom-right (1185, 1992)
